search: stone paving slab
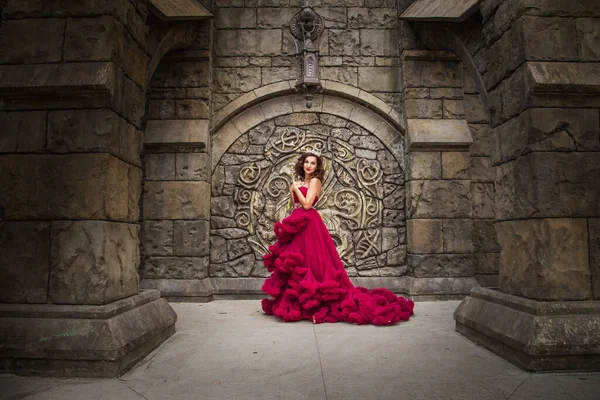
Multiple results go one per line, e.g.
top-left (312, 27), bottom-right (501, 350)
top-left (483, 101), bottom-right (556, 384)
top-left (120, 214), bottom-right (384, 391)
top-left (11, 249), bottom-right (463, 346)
top-left (0, 300), bottom-right (599, 400)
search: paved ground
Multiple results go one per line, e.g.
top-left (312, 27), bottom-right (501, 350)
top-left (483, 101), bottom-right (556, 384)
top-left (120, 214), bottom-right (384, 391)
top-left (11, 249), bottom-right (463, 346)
top-left (1, 300), bottom-right (599, 400)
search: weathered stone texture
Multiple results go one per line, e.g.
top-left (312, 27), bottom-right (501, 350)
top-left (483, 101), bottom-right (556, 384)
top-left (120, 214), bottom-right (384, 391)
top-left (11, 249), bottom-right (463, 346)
top-left (469, 124), bottom-right (492, 157)
top-left (215, 67), bottom-right (262, 93)
top-left (49, 221), bottom-right (139, 305)
top-left (410, 254), bottom-right (474, 277)
top-left (348, 8), bottom-right (397, 29)
top-left (443, 219), bottom-right (473, 253)
top-left (0, 154), bottom-right (139, 221)
top-left (495, 152), bottom-right (600, 220)
top-left (210, 253), bottom-right (256, 277)
top-left (176, 153), bottom-right (211, 181)
top-left (0, 19), bottom-right (64, 64)
top-left (590, 218), bottom-right (600, 299)
top-left (143, 256), bottom-right (209, 279)
top-left (471, 183), bottom-right (495, 219)
top-left (48, 110), bottom-right (142, 166)
top-left (358, 67), bottom-right (401, 92)
top-left (216, 30), bottom-right (282, 56)
top-left (407, 219), bottom-right (442, 254)
top-left (463, 94), bottom-right (489, 124)
top-left (403, 60), bottom-right (462, 88)
top-left (152, 61), bottom-right (211, 88)
top-left (442, 100), bottom-right (465, 119)
top-left (471, 157), bottom-right (495, 183)
top-left (407, 180), bottom-right (472, 218)
top-left (63, 16), bottom-right (148, 87)
top-left (148, 99), bottom-right (175, 119)
top-left (216, 8), bottom-right (257, 28)
top-left (0, 111), bottom-right (47, 153)
top-left (442, 152), bottom-right (470, 180)
top-left (143, 181), bottom-right (211, 220)
top-left (176, 99), bottom-right (210, 119)
top-left (145, 154), bottom-right (175, 181)
top-left (404, 99), bottom-right (442, 119)
top-left (360, 30), bottom-right (399, 56)
top-left (0, 222), bottom-right (50, 303)
top-left (492, 108), bottom-right (600, 165)
top-left (497, 218), bottom-right (592, 301)
top-left (577, 18), bottom-right (600, 61)
top-left (141, 220), bottom-right (173, 256)
top-left (329, 30), bottom-right (361, 56)
top-left (473, 220), bottom-right (501, 253)
top-left (473, 252), bottom-right (500, 275)
top-left (321, 67), bottom-right (359, 86)
top-left (407, 152), bottom-right (441, 179)
top-left (174, 220), bottom-right (210, 256)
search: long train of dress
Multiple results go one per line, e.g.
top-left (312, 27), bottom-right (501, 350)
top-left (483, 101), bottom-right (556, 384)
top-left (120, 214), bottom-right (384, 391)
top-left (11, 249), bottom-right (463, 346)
top-left (261, 187), bottom-right (414, 326)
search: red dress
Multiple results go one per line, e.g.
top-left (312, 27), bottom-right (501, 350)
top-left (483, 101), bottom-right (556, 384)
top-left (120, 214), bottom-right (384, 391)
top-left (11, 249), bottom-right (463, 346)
top-left (261, 186), bottom-right (414, 325)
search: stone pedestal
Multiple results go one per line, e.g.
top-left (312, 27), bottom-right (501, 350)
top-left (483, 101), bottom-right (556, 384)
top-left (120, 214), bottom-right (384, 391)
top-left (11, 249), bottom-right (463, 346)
top-left (455, 288), bottom-right (600, 371)
top-left (0, 290), bottom-right (176, 377)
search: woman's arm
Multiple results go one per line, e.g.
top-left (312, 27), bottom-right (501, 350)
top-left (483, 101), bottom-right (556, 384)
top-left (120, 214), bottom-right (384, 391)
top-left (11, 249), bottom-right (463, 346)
top-left (293, 178), bottom-right (321, 210)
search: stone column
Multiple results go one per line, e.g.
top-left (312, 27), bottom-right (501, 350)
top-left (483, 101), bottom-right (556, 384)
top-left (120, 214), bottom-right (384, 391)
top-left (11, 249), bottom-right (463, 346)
top-left (402, 50), bottom-right (477, 300)
top-left (454, 0), bottom-right (600, 371)
top-left (0, 1), bottom-right (176, 377)
top-left (139, 27), bottom-right (214, 301)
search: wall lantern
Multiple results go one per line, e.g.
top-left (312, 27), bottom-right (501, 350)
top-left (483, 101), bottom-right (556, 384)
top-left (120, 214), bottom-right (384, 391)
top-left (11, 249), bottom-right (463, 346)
top-left (290, 3), bottom-right (324, 109)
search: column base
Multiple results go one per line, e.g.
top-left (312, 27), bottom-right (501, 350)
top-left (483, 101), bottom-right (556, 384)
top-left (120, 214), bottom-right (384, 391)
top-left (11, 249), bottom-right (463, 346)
top-left (0, 290), bottom-right (177, 377)
top-left (454, 287), bottom-right (600, 371)
top-left (141, 276), bottom-right (480, 301)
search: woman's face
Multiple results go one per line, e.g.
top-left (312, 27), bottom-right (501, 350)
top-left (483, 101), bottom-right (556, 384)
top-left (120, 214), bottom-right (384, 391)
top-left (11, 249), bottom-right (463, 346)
top-left (303, 156), bottom-right (318, 177)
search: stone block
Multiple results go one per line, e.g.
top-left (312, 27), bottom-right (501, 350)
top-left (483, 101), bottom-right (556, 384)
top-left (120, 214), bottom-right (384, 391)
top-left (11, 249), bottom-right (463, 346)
top-left (323, 0), bottom-right (363, 5)
top-left (151, 61), bottom-right (211, 88)
top-left (257, 7), bottom-right (296, 28)
top-left (175, 99), bottom-right (209, 119)
top-left (348, 8), bottom-right (397, 29)
top-left (0, 19), bottom-right (64, 63)
top-left (577, 18), bottom-right (600, 61)
top-left (406, 119), bottom-right (473, 150)
top-left (403, 60), bottom-right (462, 88)
top-left (471, 156), bottom-right (494, 182)
top-left (145, 153), bottom-right (175, 181)
top-left (469, 124), bottom-right (492, 157)
top-left (497, 218), bottom-right (592, 301)
top-left (357, 67), bottom-right (401, 92)
top-left (226, 238), bottom-right (253, 260)
top-left (407, 180), bottom-right (472, 218)
top-left (215, 67), bottom-right (263, 93)
top-left (495, 152), bottom-right (600, 220)
top-left (471, 183), bottom-right (495, 219)
top-left (329, 30), bottom-right (361, 56)
top-left (407, 152), bottom-right (441, 179)
top-left (210, 235), bottom-right (228, 263)
top-left (210, 253), bottom-right (256, 277)
top-left (143, 181), bottom-right (210, 220)
top-left (148, 99), bottom-right (175, 119)
top-left (0, 154), bottom-right (137, 221)
top-left (404, 99), bottom-right (442, 119)
top-left (211, 196), bottom-right (237, 218)
top-left (313, 7), bottom-right (345, 29)
top-left (430, 88), bottom-right (462, 99)
top-left (145, 120), bottom-right (209, 146)
top-left (321, 67), bottom-right (359, 87)
top-left (48, 109), bottom-right (141, 167)
top-left (0, 222), bottom-right (50, 303)
top-left (360, 29), bottom-right (399, 56)
top-left (442, 99), bottom-right (465, 119)
top-left (486, 16), bottom-right (578, 90)
top-left (143, 256), bottom-right (209, 279)
top-left (216, 29), bottom-right (282, 57)
top-left (473, 220), bottom-right (501, 253)
top-left (174, 220), bottom-right (210, 256)
top-left (473, 252), bottom-right (500, 275)
top-left (407, 219), bottom-right (442, 254)
top-left (0, 111), bottom-right (46, 153)
top-left (590, 218), bottom-right (600, 299)
top-left (261, 67), bottom-right (296, 86)
top-left (387, 244), bottom-right (407, 266)
top-left (140, 220), bottom-right (173, 256)
top-left (409, 254), bottom-right (474, 277)
top-left (176, 153), bottom-right (210, 181)
top-left (442, 152), bottom-right (470, 180)
top-left (443, 219), bottom-right (474, 253)
top-left (64, 16), bottom-right (148, 87)
top-left (49, 221), bottom-right (139, 305)
top-left (463, 94), bottom-right (489, 124)
top-left (492, 108), bottom-right (600, 165)
top-left (216, 8), bottom-right (257, 28)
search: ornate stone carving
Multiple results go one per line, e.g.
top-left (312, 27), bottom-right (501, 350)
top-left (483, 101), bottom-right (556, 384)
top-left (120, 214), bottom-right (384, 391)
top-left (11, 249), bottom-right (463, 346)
top-left (211, 114), bottom-right (406, 277)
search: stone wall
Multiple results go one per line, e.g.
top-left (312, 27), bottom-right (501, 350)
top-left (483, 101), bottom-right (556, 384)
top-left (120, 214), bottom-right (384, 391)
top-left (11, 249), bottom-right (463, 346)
top-left (211, 112), bottom-right (407, 278)
top-left (212, 0), bottom-right (401, 112)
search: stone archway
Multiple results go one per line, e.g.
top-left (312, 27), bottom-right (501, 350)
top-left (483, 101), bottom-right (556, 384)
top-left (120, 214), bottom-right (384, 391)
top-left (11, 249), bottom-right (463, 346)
top-left (210, 93), bottom-right (407, 283)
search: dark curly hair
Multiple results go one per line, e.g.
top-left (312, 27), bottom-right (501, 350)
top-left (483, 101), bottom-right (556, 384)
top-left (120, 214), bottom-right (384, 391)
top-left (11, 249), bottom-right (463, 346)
top-left (294, 152), bottom-right (325, 182)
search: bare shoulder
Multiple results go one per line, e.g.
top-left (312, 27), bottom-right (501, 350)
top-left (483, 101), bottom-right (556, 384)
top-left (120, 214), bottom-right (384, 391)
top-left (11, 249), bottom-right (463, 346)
top-left (309, 177), bottom-right (321, 187)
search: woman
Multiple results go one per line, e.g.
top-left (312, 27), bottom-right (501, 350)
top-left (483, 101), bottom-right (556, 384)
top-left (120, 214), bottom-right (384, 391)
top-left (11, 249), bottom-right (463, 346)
top-left (261, 152), bottom-right (414, 325)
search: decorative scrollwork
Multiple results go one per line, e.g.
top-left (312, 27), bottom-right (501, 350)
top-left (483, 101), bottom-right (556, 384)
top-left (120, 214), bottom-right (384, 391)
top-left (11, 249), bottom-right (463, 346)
top-left (239, 163), bottom-right (261, 187)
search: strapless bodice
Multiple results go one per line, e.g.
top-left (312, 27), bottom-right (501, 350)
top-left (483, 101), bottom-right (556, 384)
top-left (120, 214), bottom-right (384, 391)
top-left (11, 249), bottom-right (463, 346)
top-left (293, 186), bottom-right (318, 206)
